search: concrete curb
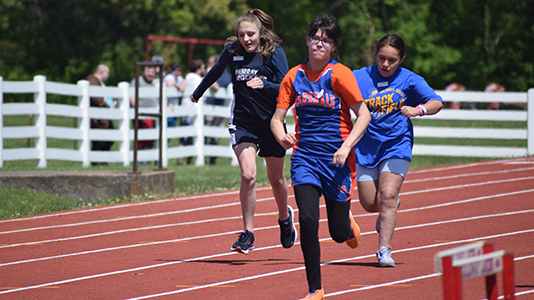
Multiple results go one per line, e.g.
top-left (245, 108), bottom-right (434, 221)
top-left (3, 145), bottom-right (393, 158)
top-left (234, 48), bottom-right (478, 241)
top-left (0, 170), bottom-right (175, 201)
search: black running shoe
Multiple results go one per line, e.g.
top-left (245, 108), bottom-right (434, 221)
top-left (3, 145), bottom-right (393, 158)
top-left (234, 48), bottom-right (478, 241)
top-left (231, 229), bottom-right (255, 254)
top-left (278, 205), bottom-right (297, 248)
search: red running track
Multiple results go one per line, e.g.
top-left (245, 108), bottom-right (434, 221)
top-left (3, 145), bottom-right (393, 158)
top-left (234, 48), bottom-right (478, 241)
top-left (0, 157), bottom-right (533, 299)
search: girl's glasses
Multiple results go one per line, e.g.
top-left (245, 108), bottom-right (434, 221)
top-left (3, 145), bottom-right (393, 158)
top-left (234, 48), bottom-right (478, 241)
top-left (309, 36), bottom-right (334, 48)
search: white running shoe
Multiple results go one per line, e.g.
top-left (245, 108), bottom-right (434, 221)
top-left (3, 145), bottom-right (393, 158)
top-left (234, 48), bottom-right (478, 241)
top-left (376, 246), bottom-right (395, 267)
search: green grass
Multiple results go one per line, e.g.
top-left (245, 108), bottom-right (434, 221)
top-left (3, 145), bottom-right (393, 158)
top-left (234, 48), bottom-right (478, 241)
top-left (0, 115), bottom-right (528, 220)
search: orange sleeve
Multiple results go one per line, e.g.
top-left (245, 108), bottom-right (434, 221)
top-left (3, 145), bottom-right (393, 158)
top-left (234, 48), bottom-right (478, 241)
top-left (277, 67), bottom-right (299, 110)
top-left (331, 64), bottom-right (364, 106)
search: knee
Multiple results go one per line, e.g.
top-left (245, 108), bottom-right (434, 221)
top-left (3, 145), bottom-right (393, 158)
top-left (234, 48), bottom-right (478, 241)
top-left (378, 192), bottom-right (399, 209)
top-left (241, 169), bottom-right (256, 185)
top-left (328, 220), bottom-right (349, 243)
top-left (359, 200), bottom-right (376, 213)
top-left (330, 229), bottom-right (347, 243)
top-left (268, 173), bottom-right (286, 188)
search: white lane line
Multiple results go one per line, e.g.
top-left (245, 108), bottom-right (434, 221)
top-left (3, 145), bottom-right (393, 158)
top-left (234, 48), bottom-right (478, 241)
top-left (0, 189), bottom-right (240, 224)
top-left (330, 253), bottom-right (534, 299)
top-left (124, 230), bottom-right (534, 299)
top-left (1, 213), bottom-right (533, 296)
top-left (1, 188), bottom-right (533, 266)
top-left (497, 289), bottom-right (534, 299)
top-left (2, 158), bottom-right (531, 225)
top-left (2, 175), bottom-right (532, 236)
top-left (409, 157), bottom-right (534, 175)
top-left (405, 166), bottom-right (534, 184)
top-left (0, 196), bottom-right (272, 235)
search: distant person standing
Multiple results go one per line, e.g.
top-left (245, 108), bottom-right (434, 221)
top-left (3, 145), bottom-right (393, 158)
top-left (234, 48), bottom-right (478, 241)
top-left (445, 82), bottom-right (466, 109)
top-left (179, 59), bottom-right (205, 164)
top-left (204, 54), bottom-right (232, 165)
top-left (87, 64), bottom-right (114, 164)
top-left (164, 62), bottom-right (186, 128)
top-left (130, 65), bottom-right (158, 151)
top-left (485, 82), bottom-right (505, 110)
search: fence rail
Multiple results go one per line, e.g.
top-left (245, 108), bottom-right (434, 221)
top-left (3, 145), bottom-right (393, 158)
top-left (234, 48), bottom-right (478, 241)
top-left (0, 75), bottom-right (533, 168)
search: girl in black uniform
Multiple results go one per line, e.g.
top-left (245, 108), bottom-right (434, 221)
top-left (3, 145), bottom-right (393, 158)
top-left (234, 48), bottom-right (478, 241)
top-left (191, 9), bottom-right (296, 254)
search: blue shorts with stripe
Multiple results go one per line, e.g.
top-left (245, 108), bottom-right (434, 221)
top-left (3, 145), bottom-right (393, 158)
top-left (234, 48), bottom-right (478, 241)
top-left (290, 155), bottom-right (355, 202)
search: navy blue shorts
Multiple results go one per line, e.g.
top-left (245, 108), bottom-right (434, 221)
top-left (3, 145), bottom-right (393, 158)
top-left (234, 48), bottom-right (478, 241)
top-left (229, 124), bottom-right (286, 158)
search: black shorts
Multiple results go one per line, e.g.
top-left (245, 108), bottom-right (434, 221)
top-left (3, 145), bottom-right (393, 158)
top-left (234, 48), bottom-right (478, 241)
top-left (229, 124), bottom-right (286, 158)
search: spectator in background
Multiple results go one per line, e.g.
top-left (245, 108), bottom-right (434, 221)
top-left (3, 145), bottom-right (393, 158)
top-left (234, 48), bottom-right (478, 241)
top-left (445, 83), bottom-right (466, 109)
top-left (179, 59), bottom-right (206, 164)
top-left (130, 65), bottom-right (158, 151)
top-left (164, 62), bottom-right (186, 128)
top-left (151, 55), bottom-right (165, 86)
top-left (204, 54), bottom-right (232, 165)
top-left (485, 82), bottom-right (505, 110)
top-left (87, 64), bottom-right (114, 165)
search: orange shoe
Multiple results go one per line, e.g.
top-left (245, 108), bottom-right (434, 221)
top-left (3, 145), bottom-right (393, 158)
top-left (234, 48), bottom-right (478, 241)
top-left (301, 287), bottom-right (324, 300)
top-left (346, 211), bottom-right (361, 249)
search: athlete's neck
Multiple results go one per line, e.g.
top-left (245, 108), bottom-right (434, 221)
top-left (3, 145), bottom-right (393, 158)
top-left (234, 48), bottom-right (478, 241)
top-left (306, 58), bottom-right (329, 72)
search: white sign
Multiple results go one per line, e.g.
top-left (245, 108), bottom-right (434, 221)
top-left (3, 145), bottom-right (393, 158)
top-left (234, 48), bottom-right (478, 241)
top-left (434, 242), bottom-right (484, 273)
top-left (453, 250), bottom-right (505, 281)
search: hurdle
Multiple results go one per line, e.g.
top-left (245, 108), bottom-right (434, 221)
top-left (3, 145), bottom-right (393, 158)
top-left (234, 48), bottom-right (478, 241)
top-left (434, 242), bottom-right (514, 300)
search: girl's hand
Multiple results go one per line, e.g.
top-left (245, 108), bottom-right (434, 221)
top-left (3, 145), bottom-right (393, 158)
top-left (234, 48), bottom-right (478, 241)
top-left (190, 94), bottom-right (199, 103)
top-left (401, 106), bottom-right (420, 118)
top-left (246, 77), bottom-right (264, 89)
top-left (280, 133), bottom-right (297, 150)
top-left (333, 146), bottom-right (350, 167)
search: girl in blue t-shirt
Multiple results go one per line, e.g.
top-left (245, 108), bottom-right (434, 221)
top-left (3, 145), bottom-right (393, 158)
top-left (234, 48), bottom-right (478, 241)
top-left (191, 9), bottom-right (296, 255)
top-left (352, 34), bottom-right (443, 267)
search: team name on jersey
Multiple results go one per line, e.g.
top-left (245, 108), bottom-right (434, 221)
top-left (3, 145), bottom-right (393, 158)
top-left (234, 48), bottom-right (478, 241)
top-left (365, 88), bottom-right (405, 118)
top-left (234, 68), bottom-right (267, 82)
top-left (295, 89), bottom-right (336, 108)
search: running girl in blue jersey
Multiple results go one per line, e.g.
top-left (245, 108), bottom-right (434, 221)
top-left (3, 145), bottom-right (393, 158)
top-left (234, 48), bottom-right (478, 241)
top-left (271, 14), bottom-right (371, 300)
top-left (353, 34), bottom-right (444, 267)
top-left (191, 9), bottom-right (296, 254)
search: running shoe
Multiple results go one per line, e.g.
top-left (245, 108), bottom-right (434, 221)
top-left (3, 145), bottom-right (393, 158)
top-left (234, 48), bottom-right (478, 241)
top-left (376, 198), bottom-right (401, 233)
top-left (301, 287), bottom-right (324, 300)
top-left (376, 246), bottom-right (395, 267)
top-left (278, 205), bottom-right (297, 248)
top-left (346, 211), bottom-right (361, 249)
top-left (231, 229), bottom-right (255, 254)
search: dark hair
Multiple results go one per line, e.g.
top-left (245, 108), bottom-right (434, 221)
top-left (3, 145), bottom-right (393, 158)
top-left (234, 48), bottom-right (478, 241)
top-left (226, 9), bottom-right (281, 57)
top-left (166, 62), bottom-right (182, 75)
top-left (373, 33), bottom-right (406, 58)
top-left (187, 60), bottom-right (204, 73)
top-left (307, 14), bottom-right (341, 61)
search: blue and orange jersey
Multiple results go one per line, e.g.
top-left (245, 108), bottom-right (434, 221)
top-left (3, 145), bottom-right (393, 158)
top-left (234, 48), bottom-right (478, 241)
top-left (277, 59), bottom-right (364, 159)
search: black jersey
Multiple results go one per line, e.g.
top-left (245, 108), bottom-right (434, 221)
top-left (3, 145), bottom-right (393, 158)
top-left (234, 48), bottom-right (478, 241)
top-left (193, 42), bottom-right (289, 133)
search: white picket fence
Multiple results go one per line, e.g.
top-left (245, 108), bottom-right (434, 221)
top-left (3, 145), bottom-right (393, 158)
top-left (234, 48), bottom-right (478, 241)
top-left (0, 75), bottom-right (236, 168)
top-left (0, 75), bottom-right (533, 168)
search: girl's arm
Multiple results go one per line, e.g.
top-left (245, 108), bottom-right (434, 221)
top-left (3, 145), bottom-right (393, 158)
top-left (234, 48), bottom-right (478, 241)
top-left (254, 46), bottom-right (289, 95)
top-left (191, 45), bottom-right (232, 102)
top-left (401, 100), bottom-right (443, 118)
top-left (333, 101), bottom-right (371, 167)
top-left (271, 108), bottom-right (296, 150)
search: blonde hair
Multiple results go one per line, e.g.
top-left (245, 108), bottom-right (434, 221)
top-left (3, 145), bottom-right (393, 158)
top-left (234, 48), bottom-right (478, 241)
top-left (226, 9), bottom-right (281, 58)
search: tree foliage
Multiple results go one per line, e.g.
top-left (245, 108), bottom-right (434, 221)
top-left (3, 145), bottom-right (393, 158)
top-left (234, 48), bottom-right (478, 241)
top-left (0, 0), bottom-right (532, 92)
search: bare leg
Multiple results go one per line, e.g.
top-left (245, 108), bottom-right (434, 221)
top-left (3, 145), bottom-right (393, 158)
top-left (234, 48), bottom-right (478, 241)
top-left (357, 172), bottom-right (404, 248)
top-left (264, 156), bottom-right (289, 221)
top-left (233, 143), bottom-right (258, 232)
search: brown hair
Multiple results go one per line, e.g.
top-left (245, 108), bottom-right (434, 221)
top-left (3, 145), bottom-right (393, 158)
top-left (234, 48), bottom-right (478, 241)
top-left (372, 33), bottom-right (406, 60)
top-left (226, 9), bottom-right (282, 58)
